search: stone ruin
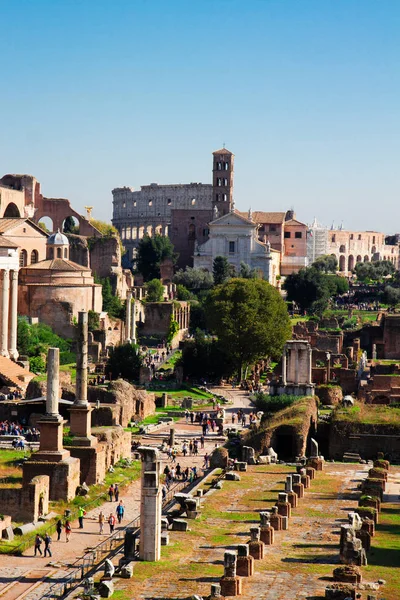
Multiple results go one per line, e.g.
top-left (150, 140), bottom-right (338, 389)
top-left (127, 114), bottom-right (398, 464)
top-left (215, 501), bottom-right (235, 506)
top-left (220, 550), bottom-right (242, 597)
top-left (139, 446), bottom-right (162, 561)
top-left (307, 437), bottom-right (324, 471)
top-left (236, 543), bottom-right (254, 577)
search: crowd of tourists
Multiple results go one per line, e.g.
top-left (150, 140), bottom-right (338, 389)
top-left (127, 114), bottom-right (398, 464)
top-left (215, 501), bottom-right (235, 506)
top-left (0, 419), bottom-right (40, 442)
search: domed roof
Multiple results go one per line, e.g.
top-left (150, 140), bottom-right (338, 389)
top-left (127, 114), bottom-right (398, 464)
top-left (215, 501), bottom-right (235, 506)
top-left (47, 229), bottom-right (69, 246)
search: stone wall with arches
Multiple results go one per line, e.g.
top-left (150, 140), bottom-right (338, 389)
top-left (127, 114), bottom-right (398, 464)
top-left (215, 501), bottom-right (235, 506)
top-left (328, 229), bottom-right (399, 274)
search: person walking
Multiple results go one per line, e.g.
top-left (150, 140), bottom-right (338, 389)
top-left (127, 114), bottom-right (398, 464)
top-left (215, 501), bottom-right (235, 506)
top-left (65, 520), bottom-right (71, 542)
top-left (34, 534), bottom-right (43, 556)
top-left (108, 513), bottom-right (116, 534)
top-left (114, 484), bottom-right (119, 502)
top-left (116, 501), bottom-right (124, 524)
top-left (44, 533), bottom-right (52, 557)
top-left (108, 484), bottom-right (114, 502)
top-left (98, 511), bottom-right (105, 534)
top-left (78, 506), bottom-right (85, 529)
top-left (56, 519), bottom-right (63, 541)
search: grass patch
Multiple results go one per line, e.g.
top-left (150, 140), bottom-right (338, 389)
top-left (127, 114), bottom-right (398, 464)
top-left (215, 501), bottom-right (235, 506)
top-left (332, 402), bottom-right (400, 426)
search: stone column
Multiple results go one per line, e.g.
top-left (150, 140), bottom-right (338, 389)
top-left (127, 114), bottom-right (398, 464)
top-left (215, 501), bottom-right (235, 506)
top-left (307, 347), bottom-right (312, 384)
top-left (9, 270), bottom-right (19, 360)
top-left (139, 446), bottom-right (162, 561)
top-left (130, 299), bottom-right (137, 344)
top-left (282, 348), bottom-right (287, 385)
top-left (69, 312), bottom-right (95, 445)
top-left (125, 291), bottom-right (132, 343)
top-left (1, 270), bottom-right (10, 357)
top-left (294, 348), bottom-right (299, 384)
top-left (47, 348), bottom-right (60, 417)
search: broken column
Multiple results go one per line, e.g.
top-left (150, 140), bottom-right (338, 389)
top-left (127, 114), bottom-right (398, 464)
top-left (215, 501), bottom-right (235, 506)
top-left (277, 492), bottom-right (291, 518)
top-left (292, 473), bottom-right (305, 498)
top-left (169, 427), bottom-right (175, 447)
top-left (259, 511), bottom-right (274, 545)
top-left (236, 544), bottom-right (254, 577)
top-left (248, 526), bottom-right (264, 560)
top-left (307, 438), bottom-right (324, 471)
top-left (69, 312), bottom-right (95, 445)
top-left (299, 467), bottom-right (310, 489)
top-left (22, 348), bottom-right (80, 500)
top-left (139, 446), bottom-right (162, 561)
top-left (270, 506), bottom-right (283, 531)
top-left (285, 475), bottom-right (298, 508)
top-left (242, 446), bottom-right (256, 465)
top-left (130, 297), bottom-right (137, 344)
top-left (339, 525), bottom-right (367, 566)
top-left (220, 551), bottom-right (242, 597)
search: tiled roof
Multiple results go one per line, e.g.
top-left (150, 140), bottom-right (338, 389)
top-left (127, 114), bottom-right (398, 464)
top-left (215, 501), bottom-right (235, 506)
top-left (0, 218), bottom-right (24, 233)
top-left (0, 356), bottom-right (34, 389)
top-left (23, 258), bottom-right (91, 272)
top-left (284, 219), bottom-right (307, 227)
top-left (212, 148), bottom-right (233, 155)
top-left (238, 211), bottom-right (286, 224)
top-left (0, 236), bottom-right (18, 248)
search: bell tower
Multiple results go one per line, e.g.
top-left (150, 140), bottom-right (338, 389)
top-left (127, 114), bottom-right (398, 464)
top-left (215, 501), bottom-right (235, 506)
top-left (212, 148), bottom-right (234, 218)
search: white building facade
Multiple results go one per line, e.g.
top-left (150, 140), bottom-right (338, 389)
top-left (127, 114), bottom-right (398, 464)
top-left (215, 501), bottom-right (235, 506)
top-left (193, 210), bottom-right (280, 285)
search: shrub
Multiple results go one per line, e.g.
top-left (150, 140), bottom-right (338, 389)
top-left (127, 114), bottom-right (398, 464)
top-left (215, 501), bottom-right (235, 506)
top-left (253, 393), bottom-right (298, 413)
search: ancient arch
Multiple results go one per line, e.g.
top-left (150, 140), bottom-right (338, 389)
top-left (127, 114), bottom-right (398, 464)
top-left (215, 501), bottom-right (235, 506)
top-left (339, 255), bottom-right (346, 271)
top-left (4, 203), bottom-right (21, 217)
top-left (38, 216), bottom-right (54, 233)
top-left (339, 244), bottom-right (346, 253)
top-left (348, 255), bottom-right (355, 271)
top-left (31, 250), bottom-right (38, 264)
top-left (356, 255), bottom-right (362, 264)
top-left (364, 255), bottom-right (369, 262)
top-left (62, 215), bottom-right (80, 234)
top-left (371, 245), bottom-right (376, 254)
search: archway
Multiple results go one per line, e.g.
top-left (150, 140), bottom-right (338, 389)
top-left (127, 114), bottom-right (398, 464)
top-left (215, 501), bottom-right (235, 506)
top-left (271, 426), bottom-right (298, 460)
top-left (3, 203), bottom-right (21, 218)
top-left (62, 216), bottom-right (80, 234)
top-left (339, 245), bottom-right (346, 253)
top-left (31, 250), bottom-right (38, 264)
top-left (19, 250), bottom-right (28, 267)
top-left (38, 216), bottom-right (54, 233)
top-left (364, 255), bottom-right (369, 262)
top-left (348, 255), bottom-right (355, 271)
top-left (339, 255), bottom-right (346, 271)
top-left (356, 255), bottom-right (362, 264)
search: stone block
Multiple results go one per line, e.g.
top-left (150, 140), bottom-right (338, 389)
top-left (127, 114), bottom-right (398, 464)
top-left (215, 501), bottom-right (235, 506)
top-left (287, 491), bottom-right (298, 508)
top-left (226, 472), bottom-right (241, 481)
top-left (324, 583), bottom-right (356, 599)
top-left (333, 565), bottom-right (362, 584)
top-left (277, 502), bottom-right (291, 518)
top-left (306, 466), bottom-right (316, 480)
top-left (120, 564), bottom-right (133, 578)
top-left (260, 526), bottom-right (274, 545)
top-left (301, 474), bottom-right (310, 489)
top-left (236, 555), bottom-right (254, 577)
top-left (257, 455), bottom-right (270, 464)
top-left (220, 576), bottom-right (242, 597)
top-left (293, 482), bottom-right (304, 499)
top-left (361, 518), bottom-right (375, 537)
top-left (281, 516), bottom-right (289, 530)
top-left (234, 462), bottom-right (247, 472)
top-left (308, 457), bottom-right (324, 471)
top-left (172, 519), bottom-right (189, 531)
top-left (161, 532), bottom-right (170, 545)
top-left (248, 541), bottom-right (264, 560)
top-left (2, 526), bottom-right (14, 541)
top-left (270, 513), bottom-right (282, 531)
top-left (98, 579), bottom-right (114, 598)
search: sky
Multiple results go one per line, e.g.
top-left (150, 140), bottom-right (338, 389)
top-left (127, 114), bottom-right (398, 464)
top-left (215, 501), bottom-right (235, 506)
top-left (1, 0), bottom-right (399, 232)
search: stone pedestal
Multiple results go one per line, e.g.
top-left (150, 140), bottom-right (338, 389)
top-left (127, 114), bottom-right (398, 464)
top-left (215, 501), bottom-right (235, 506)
top-left (270, 507), bottom-right (282, 531)
top-left (69, 405), bottom-right (96, 446)
top-left (307, 457), bottom-right (324, 471)
top-left (287, 490), bottom-right (298, 508)
top-left (306, 466), bottom-right (316, 480)
top-left (277, 492), bottom-right (291, 518)
top-left (301, 474), bottom-right (310, 489)
top-left (220, 551), bottom-right (242, 597)
top-left (236, 544), bottom-right (254, 577)
top-left (361, 519), bottom-right (375, 537)
top-left (260, 524), bottom-right (274, 545)
top-left (248, 526), bottom-right (264, 560)
top-left (292, 474), bottom-right (305, 499)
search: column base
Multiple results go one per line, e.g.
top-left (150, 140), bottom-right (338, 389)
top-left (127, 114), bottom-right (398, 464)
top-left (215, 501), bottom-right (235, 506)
top-left (9, 350), bottom-right (19, 361)
top-left (0, 350), bottom-right (9, 358)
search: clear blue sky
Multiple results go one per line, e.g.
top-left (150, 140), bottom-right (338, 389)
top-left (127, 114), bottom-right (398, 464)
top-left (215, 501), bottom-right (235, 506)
top-left (1, 0), bottom-right (399, 232)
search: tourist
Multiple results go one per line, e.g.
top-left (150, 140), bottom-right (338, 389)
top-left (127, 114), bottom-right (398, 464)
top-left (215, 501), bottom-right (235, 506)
top-left (114, 484), bottom-right (119, 502)
top-left (108, 513), bottom-right (116, 533)
top-left (176, 463), bottom-right (181, 479)
top-left (189, 441), bottom-right (193, 455)
top-left (200, 435), bottom-right (205, 449)
top-left (182, 442), bottom-right (188, 456)
top-left (44, 533), bottom-right (52, 557)
top-left (108, 484), bottom-right (114, 501)
top-left (116, 501), bottom-right (124, 524)
top-left (231, 413), bottom-right (236, 424)
top-left (34, 533), bottom-right (43, 556)
top-left (190, 412), bottom-right (194, 424)
top-left (193, 439), bottom-right (199, 455)
top-left (203, 453), bottom-right (209, 468)
top-left (78, 506), bottom-right (85, 529)
top-left (185, 409), bottom-right (189, 423)
top-left (162, 484), bottom-right (167, 500)
top-left (98, 511), bottom-right (105, 534)
top-left (56, 519), bottom-right (63, 541)
top-left (65, 520), bottom-right (71, 542)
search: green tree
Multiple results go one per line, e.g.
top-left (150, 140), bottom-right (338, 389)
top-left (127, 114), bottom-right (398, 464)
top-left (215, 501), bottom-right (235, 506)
top-left (145, 279), bottom-right (165, 302)
top-left (89, 219), bottom-right (118, 237)
top-left (284, 267), bottom-right (330, 313)
top-left (207, 278), bottom-right (291, 379)
top-left (136, 235), bottom-right (177, 281)
top-left (106, 344), bottom-right (143, 381)
top-left (63, 216), bottom-right (79, 234)
top-left (239, 262), bottom-right (258, 279)
top-left (385, 285), bottom-right (400, 309)
top-left (173, 267), bottom-right (214, 291)
top-left (88, 310), bottom-right (100, 331)
top-left (312, 254), bottom-right (338, 273)
top-left (213, 256), bottom-right (231, 285)
top-left (181, 331), bottom-right (234, 380)
top-left (100, 277), bottom-right (124, 318)
top-left (355, 259), bottom-right (395, 282)
top-left (176, 284), bottom-right (194, 301)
